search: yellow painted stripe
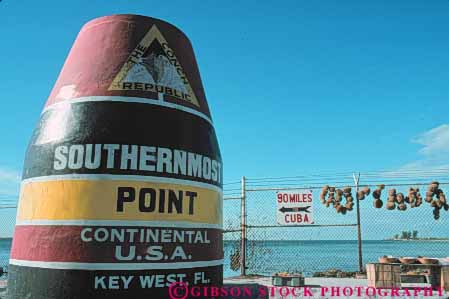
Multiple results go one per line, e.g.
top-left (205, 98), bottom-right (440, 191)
top-left (17, 180), bottom-right (222, 224)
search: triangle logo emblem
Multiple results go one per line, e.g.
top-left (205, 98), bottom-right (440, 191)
top-left (109, 25), bottom-right (200, 107)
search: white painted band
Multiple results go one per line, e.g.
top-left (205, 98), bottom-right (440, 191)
top-left (9, 259), bottom-right (224, 270)
top-left (21, 174), bottom-right (222, 194)
top-left (42, 96), bottom-right (213, 125)
top-left (15, 219), bottom-right (222, 230)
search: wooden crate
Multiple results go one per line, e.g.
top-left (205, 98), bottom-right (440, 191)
top-left (441, 266), bottom-right (449, 291)
top-left (367, 263), bottom-right (401, 288)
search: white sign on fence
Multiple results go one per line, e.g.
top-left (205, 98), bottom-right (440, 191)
top-left (276, 190), bottom-right (314, 225)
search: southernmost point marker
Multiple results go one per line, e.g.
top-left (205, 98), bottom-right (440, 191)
top-left (8, 15), bottom-right (223, 298)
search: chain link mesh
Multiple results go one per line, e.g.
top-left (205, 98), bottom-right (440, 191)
top-left (224, 184), bottom-right (449, 277)
top-left (0, 207), bottom-right (16, 279)
top-left (223, 197), bottom-right (242, 278)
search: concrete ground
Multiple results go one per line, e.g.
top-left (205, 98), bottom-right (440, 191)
top-left (0, 277), bottom-right (448, 298)
top-left (224, 276), bottom-right (449, 299)
top-left (0, 280), bottom-right (6, 299)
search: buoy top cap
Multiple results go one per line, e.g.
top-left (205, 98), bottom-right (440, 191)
top-left (46, 14), bottom-right (212, 119)
top-left (82, 14), bottom-right (188, 39)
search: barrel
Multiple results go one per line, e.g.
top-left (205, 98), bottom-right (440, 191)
top-left (8, 14), bottom-right (223, 298)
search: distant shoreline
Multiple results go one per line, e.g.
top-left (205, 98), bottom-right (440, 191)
top-left (385, 238), bottom-right (449, 242)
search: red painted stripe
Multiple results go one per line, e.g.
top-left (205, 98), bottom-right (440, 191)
top-left (44, 15), bottom-right (211, 117)
top-left (11, 225), bottom-right (222, 263)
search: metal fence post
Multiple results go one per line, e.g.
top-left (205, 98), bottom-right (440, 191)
top-left (240, 176), bottom-right (247, 276)
top-left (353, 172), bottom-right (363, 273)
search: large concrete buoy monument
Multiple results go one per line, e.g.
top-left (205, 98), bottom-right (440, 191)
top-left (8, 14), bottom-right (223, 298)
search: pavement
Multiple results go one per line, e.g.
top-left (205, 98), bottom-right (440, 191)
top-left (224, 276), bottom-right (449, 299)
top-left (0, 279), bottom-right (6, 299)
top-left (0, 277), bottom-right (448, 298)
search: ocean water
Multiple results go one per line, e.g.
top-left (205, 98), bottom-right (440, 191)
top-left (1, 239), bottom-right (448, 278)
top-left (223, 240), bottom-right (449, 277)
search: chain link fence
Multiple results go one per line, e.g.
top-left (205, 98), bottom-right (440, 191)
top-left (223, 187), bottom-right (243, 278)
top-left (245, 188), bottom-right (358, 276)
top-left (223, 173), bottom-right (449, 278)
top-left (0, 207), bottom-right (16, 279)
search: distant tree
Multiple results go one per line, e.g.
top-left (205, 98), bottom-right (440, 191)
top-left (394, 234), bottom-right (399, 239)
top-left (407, 231), bottom-right (412, 239)
top-left (412, 230), bottom-right (418, 239)
top-left (401, 231), bottom-right (408, 239)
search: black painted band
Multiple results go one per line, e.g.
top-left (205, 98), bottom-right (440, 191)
top-left (8, 264), bottom-right (223, 299)
top-left (23, 101), bottom-right (222, 186)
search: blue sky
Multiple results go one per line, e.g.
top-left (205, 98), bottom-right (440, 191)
top-left (1, 0), bottom-right (449, 238)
